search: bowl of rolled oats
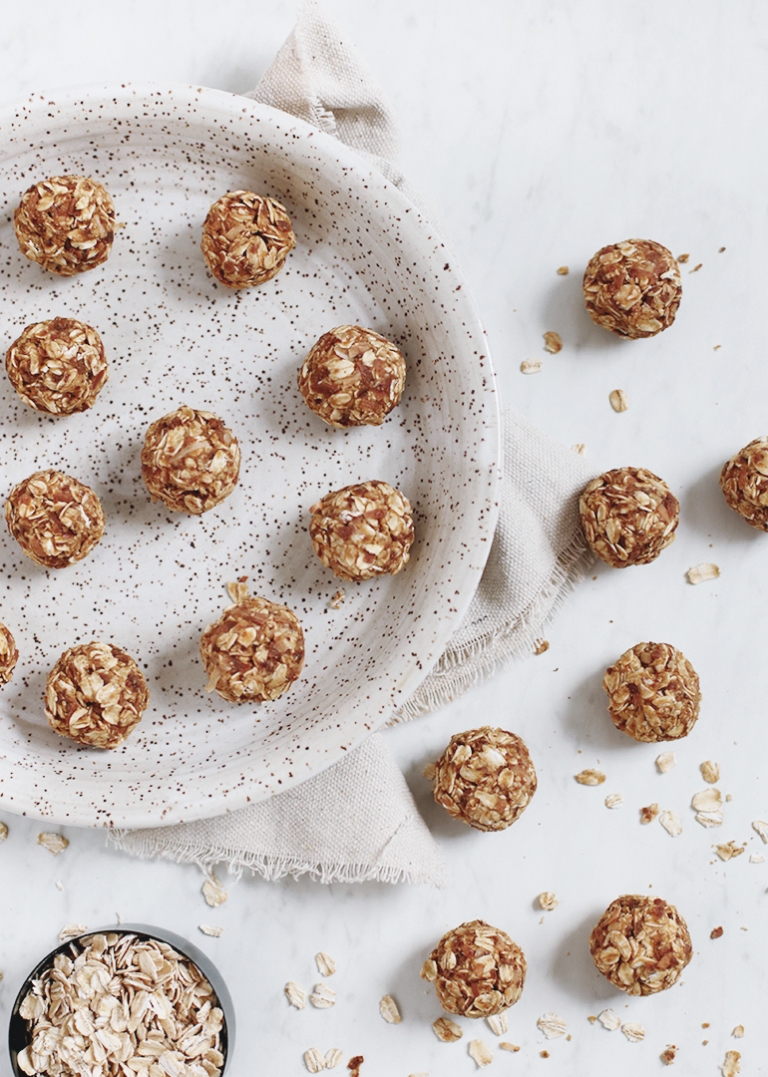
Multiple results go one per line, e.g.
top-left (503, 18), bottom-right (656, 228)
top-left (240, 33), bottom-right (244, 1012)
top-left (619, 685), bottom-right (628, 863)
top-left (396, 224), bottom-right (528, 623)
top-left (8, 925), bottom-right (234, 1077)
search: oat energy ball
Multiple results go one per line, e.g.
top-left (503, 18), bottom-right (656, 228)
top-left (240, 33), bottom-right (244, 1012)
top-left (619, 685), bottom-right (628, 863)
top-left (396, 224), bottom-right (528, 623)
top-left (201, 190), bottom-right (295, 288)
top-left (603, 642), bottom-right (701, 742)
top-left (421, 920), bottom-right (526, 1017)
top-left (589, 895), bottom-right (693, 995)
top-left (6, 318), bottom-right (108, 415)
top-left (432, 727), bottom-right (537, 832)
top-left (45, 641), bottom-right (149, 749)
top-left (141, 405), bottom-right (241, 514)
top-left (200, 595), bottom-right (305, 703)
top-left (579, 467), bottom-right (679, 568)
top-left (14, 175), bottom-right (116, 276)
top-left (0, 621), bottom-right (19, 685)
top-left (583, 239), bottom-right (682, 338)
top-left (310, 480), bottom-right (414, 581)
top-left (298, 325), bottom-right (406, 427)
top-left (720, 436), bottom-right (768, 530)
top-left (5, 469), bottom-right (105, 568)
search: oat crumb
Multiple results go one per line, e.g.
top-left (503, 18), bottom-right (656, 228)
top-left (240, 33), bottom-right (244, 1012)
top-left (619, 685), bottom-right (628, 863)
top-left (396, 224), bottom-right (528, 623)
top-left (0, 821), bottom-right (7, 842)
top-left (556, 266), bottom-right (569, 275)
top-left (687, 562), bottom-right (720, 584)
top-left (521, 358), bottom-right (542, 375)
top-left (422, 761), bottom-right (437, 781)
top-left (710, 926), bottom-right (724, 939)
top-left (640, 802), bottom-right (659, 824)
top-left (499, 1042), bottom-right (521, 1052)
top-left (749, 852), bottom-right (765, 863)
top-left (329, 589), bottom-right (346, 609)
top-left (575, 768), bottom-right (606, 786)
top-left (716, 840), bottom-right (745, 861)
top-left (677, 253), bottom-right (690, 263)
top-left (539, 891), bottom-right (559, 911)
top-left (732, 1025), bottom-right (745, 1038)
top-left (690, 263), bottom-right (703, 273)
top-left (534, 638), bottom-right (550, 655)
top-left (661, 1045), bottom-right (677, 1065)
top-left (571, 443), bottom-right (587, 456)
top-left (543, 331), bottom-right (562, 354)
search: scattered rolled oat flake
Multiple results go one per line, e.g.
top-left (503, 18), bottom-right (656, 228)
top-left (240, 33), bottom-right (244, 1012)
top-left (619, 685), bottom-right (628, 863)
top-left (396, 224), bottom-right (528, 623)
top-left (520, 358), bottom-right (542, 375)
top-left (571, 443), bottom-right (587, 455)
top-left (379, 994), bottom-right (401, 1024)
top-left (661, 1045), bottom-right (677, 1064)
top-left (656, 751), bottom-right (676, 773)
top-left (597, 1009), bottom-right (621, 1031)
top-left (316, 951), bottom-right (337, 977)
top-left (721, 1050), bottom-right (741, 1077)
top-left (534, 638), bottom-right (550, 655)
top-left (659, 810), bottom-right (683, 836)
top-left (202, 873), bottom-right (228, 907)
top-left (732, 1025), bottom-right (745, 1038)
top-left (468, 1039), bottom-right (493, 1068)
top-left (37, 832), bottom-right (69, 856)
top-left (500, 1042), bottom-right (521, 1052)
top-left (690, 263), bottom-right (703, 273)
top-left (749, 852), bottom-right (765, 863)
top-left (55, 881), bottom-right (63, 892)
top-left (751, 819), bottom-right (768, 843)
top-left (326, 1049), bottom-right (343, 1069)
top-left (537, 1013), bottom-right (567, 1039)
top-left (677, 253), bottom-right (690, 263)
top-left (621, 1022), bottom-right (646, 1043)
top-left (556, 265), bottom-right (569, 275)
top-left (422, 762), bottom-right (437, 781)
top-left (609, 389), bottom-right (629, 413)
top-left (714, 344), bottom-right (722, 350)
top-left (711, 926), bottom-right (724, 939)
top-left (433, 1016), bottom-right (463, 1042)
top-left (58, 924), bottom-right (87, 943)
top-left (539, 891), bottom-right (559, 911)
top-left (486, 1012), bottom-right (509, 1036)
top-left (716, 840), bottom-right (745, 860)
top-left (329, 589), bottom-right (345, 609)
top-left (304, 1047), bottom-right (326, 1073)
top-left (198, 924), bottom-right (223, 937)
top-left (640, 802), bottom-right (660, 824)
top-left (285, 981), bottom-right (307, 1009)
top-left (226, 579), bottom-right (250, 604)
top-left (695, 810), bottom-right (723, 828)
top-left (575, 768), bottom-right (606, 786)
top-left (686, 562), bottom-right (720, 584)
top-left (692, 788), bottom-right (723, 812)
top-left (310, 983), bottom-right (337, 1009)
top-left (701, 760), bottom-right (720, 784)
top-left (605, 793), bottom-right (624, 809)
top-left (0, 821), bottom-right (7, 841)
top-left (543, 331), bottom-right (563, 354)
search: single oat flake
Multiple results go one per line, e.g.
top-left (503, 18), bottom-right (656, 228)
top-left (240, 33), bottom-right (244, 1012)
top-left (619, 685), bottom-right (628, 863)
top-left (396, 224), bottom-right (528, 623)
top-left (597, 1008), bottom-right (621, 1031)
top-left (37, 833), bottom-right (69, 856)
top-left (692, 788), bottom-right (723, 812)
top-left (622, 1022), bottom-right (646, 1043)
top-left (433, 1016), bottom-right (463, 1042)
top-left (500, 1041), bottom-right (521, 1052)
top-left (556, 265), bottom-right (569, 275)
top-left (543, 331), bottom-right (562, 354)
top-left (539, 891), bottom-right (559, 911)
top-left (316, 951), bottom-right (337, 977)
top-left (310, 983), bottom-right (337, 1009)
top-left (752, 819), bottom-right (768, 843)
top-left (520, 358), bottom-right (542, 375)
top-left (575, 768), bottom-right (606, 786)
top-left (687, 562), bottom-right (720, 585)
top-left (732, 1025), bottom-right (745, 1038)
top-left (468, 1039), bottom-right (493, 1067)
top-left (202, 873), bottom-right (228, 907)
top-left (198, 924), bottom-right (224, 937)
top-left (486, 1012), bottom-right (509, 1036)
top-left (661, 1045), bottom-right (677, 1064)
top-left (695, 810), bottom-right (723, 828)
top-left (721, 1050), bottom-right (742, 1077)
top-left (659, 810), bottom-right (683, 836)
top-left (326, 1048), bottom-right (343, 1069)
top-left (537, 1013), bottom-right (567, 1039)
top-left (0, 821), bottom-right (8, 842)
top-left (57, 924), bottom-right (87, 944)
top-left (379, 995), bottom-right (401, 1024)
top-left (656, 751), bottom-right (676, 773)
top-left (701, 760), bottom-right (720, 784)
top-left (716, 841), bottom-right (745, 861)
top-left (304, 1047), bottom-right (326, 1073)
top-left (422, 762), bottom-right (437, 781)
top-left (605, 793), bottom-right (624, 809)
top-left (609, 389), bottom-right (629, 412)
top-left (750, 852), bottom-right (765, 863)
top-left (285, 981), bottom-right (307, 1009)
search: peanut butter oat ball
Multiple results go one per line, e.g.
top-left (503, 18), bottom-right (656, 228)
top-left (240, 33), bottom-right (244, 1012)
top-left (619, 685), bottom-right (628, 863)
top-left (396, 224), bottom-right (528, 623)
top-left (421, 920), bottom-right (526, 1017)
top-left (6, 317), bottom-right (108, 415)
top-left (720, 436), bottom-right (768, 530)
top-left (589, 895), bottom-right (692, 996)
top-left (310, 480), bottom-right (414, 582)
top-left (579, 467), bottom-right (679, 568)
top-left (298, 325), bottom-right (406, 427)
top-left (14, 175), bottom-right (116, 276)
top-left (201, 190), bottom-right (295, 288)
top-left (141, 405), bottom-right (241, 515)
top-left (432, 727), bottom-right (537, 832)
top-left (200, 594), bottom-right (305, 703)
top-left (45, 641), bottom-right (149, 749)
top-left (0, 622), bottom-right (19, 685)
top-left (583, 239), bottom-right (682, 338)
top-left (603, 642), bottom-right (700, 742)
top-left (5, 469), bottom-right (105, 569)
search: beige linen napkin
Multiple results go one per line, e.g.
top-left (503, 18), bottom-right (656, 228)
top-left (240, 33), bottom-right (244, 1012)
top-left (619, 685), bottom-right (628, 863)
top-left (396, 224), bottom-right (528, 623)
top-left (109, 3), bottom-right (593, 886)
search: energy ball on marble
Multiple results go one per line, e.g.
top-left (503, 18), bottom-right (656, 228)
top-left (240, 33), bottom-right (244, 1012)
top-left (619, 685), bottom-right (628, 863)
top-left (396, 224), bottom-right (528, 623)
top-left (579, 466), bottom-right (679, 568)
top-left (201, 190), bottom-right (295, 288)
top-left (14, 175), bottom-right (116, 276)
top-left (200, 594), bottom-right (305, 704)
top-left (603, 642), bottom-right (701, 742)
top-left (421, 920), bottom-right (527, 1017)
top-left (6, 317), bottom-right (108, 415)
top-left (45, 641), bottom-right (149, 749)
top-left (298, 325), bottom-right (406, 427)
top-left (141, 405), bottom-right (241, 515)
top-left (720, 436), bottom-right (768, 530)
top-left (589, 895), bottom-right (692, 995)
top-left (309, 480), bottom-right (414, 582)
top-left (583, 239), bottom-right (682, 338)
top-left (0, 622), bottom-right (19, 685)
top-left (5, 469), bottom-right (105, 568)
top-left (431, 726), bottom-right (537, 831)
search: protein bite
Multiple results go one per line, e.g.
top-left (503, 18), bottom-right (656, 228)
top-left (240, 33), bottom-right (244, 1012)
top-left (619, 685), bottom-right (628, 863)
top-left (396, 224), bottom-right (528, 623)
top-left (298, 325), bottom-right (406, 427)
top-left (421, 920), bottom-right (526, 1017)
top-left (589, 895), bottom-right (692, 995)
top-left (431, 726), bottom-right (537, 832)
top-left (201, 190), bottom-right (295, 288)
top-left (14, 175), bottom-right (116, 276)
top-left (583, 239), bottom-right (682, 338)
top-left (6, 318), bottom-right (108, 415)
top-left (603, 642), bottom-right (701, 742)
top-left (45, 641), bottom-right (149, 749)
top-left (579, 467), bottom-right (679, 568)
top-left (720, 436), bottom-right (768, 529)
top-left (200, 592), bottom-right (305, 704)
top-left (309, 480), bottom-right (414, 581)
top-left (141, 406), bottom-right (241, 514)
top-left (0, 622), bottom-right (19, 685)
top-left (5, 469), bottom-right (105, 568)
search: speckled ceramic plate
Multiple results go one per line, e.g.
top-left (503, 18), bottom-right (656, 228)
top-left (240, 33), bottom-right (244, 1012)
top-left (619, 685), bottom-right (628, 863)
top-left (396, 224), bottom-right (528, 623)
top-left (0, 83), bottom-right (499, 827)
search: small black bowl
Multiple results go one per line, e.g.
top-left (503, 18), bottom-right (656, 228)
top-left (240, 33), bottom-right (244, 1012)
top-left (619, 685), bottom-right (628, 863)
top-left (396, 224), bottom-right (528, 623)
top-left (8, 923), bottom-right (235, 1076)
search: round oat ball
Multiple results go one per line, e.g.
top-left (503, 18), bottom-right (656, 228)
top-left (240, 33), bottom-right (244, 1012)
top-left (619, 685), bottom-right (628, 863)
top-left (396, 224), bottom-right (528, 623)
top-left (309, 480), bottom-right (414, 582)
top-left (421, 920), bottom-right (527, 1017)
top-left (45, 641), bottom-right (149, 749)
top-left (0, 622), bottom-right (19, 685)
top-left (298, 325), bottom-right (406, 427)
top-left (603, 642), bottom-right (701, 742)
top-left (589, 895), bottom-right (692, 995)
top-left (5, 469), bottom-right (105, 569)
top-left (720, 436), bottom-right (768, 530)
top-left (583, 239), bottom-right (682, 338)
top-left (579, 467), bottom-right (679, 568)
top-left (6, 317), bottom-right (109, 415)
top-left (200, 595), bottom-right (305, 704)
top-left (431, 727), bottom-right (537, 832)
top-left (201, 190), bottom-right (295, 288)
top-left (14, 175), bottom-right (116, 276)
top-left (141, 405), bottom-right (241, 515)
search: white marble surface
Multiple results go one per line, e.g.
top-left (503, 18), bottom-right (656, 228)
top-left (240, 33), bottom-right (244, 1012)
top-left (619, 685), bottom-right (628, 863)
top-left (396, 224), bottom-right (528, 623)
top-left (2, 1), bottom-right (768, 1074)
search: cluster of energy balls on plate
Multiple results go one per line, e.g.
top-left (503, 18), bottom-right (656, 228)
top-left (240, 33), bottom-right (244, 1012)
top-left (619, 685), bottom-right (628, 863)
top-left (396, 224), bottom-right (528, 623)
top-left (0, 174), bottom-right (413, 749)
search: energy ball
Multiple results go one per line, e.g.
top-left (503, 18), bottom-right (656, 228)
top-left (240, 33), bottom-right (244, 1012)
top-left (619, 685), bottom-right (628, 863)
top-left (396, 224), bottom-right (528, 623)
top-left (14, 175), bottom-right (116, 276)
top-left (589, 895), bottom-right (692, 995)
top-left (200, 594), bottom-right (305, 703)
top-left (0, 622), bottom-right (19, 685)
top-left (45, 641), bottom-right (149, 749)
top-left (431, 726), bottom-right (537, 832)
top-left (720, 436), bottom-right (768, 530)
top-left (6, 317), bottom-right (108, 415)
top-left (297, 325), bottom-right (406, 427)
top-left (201, 190), bottom-right (295, 288)
top-left (5, 469), bottom-right (105, 568)
top-left (141, 405), bottom-right (241, 515)
top-left (309, 480), bottom-right (414, 582)
top-left (420, 920), bottom-right (526, 1017)
top-left (579, 466), bottom-right (679, 568)
top-left (583, 239), bottom-right (682, 338)
top-left (603, 642), bottom-right (701, 742)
